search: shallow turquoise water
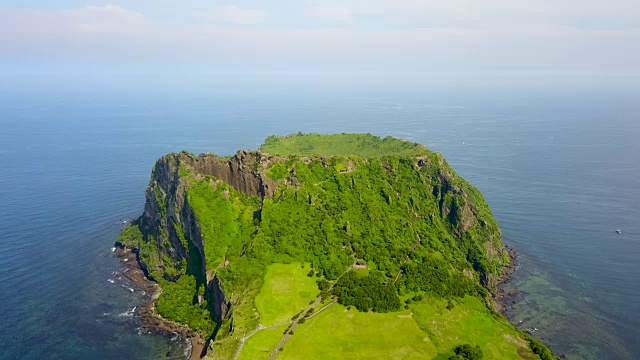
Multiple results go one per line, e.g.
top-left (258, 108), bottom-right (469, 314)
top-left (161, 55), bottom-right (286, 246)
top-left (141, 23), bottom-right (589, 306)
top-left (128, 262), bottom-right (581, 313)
top-left (0, 76), bottom-right (638, 359)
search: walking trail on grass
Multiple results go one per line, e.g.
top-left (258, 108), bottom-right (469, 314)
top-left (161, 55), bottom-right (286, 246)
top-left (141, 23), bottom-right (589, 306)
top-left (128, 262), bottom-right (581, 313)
top-left (266, 256), bottom-right (356, 360)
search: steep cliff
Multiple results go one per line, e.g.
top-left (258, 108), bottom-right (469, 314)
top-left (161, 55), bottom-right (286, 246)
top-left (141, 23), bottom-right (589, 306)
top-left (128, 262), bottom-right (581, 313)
top-left (117, 133), bottom-right (516, 358)
top-left (118, 150), bottom-right (268, 329)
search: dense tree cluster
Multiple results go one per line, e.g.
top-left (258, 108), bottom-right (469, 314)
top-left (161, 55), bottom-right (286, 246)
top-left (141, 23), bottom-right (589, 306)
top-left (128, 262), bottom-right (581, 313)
top-left (251, 154), bottom-right (500, 301)
top-left (449, 344), bottom-right (483, 360)
top-left (399, 255), bottom-right (485, 298)
top-left (331, 272), bottom-right (401, 312)
top-left (155, 275), bottom-right (216, 334)
top-left (316, 279), bottom-right (330, 291)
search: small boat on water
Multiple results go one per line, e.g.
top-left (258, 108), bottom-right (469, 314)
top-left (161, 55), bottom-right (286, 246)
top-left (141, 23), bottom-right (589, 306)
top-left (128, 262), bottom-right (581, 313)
top-left (615, 229), bottom-right (622, 234)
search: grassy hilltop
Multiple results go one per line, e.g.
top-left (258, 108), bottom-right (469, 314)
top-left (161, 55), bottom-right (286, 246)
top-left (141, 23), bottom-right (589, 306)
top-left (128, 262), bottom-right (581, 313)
top-left (260, 133), bottom-right (431, 158)
top-left (118, 133), bottom-right (555, 360)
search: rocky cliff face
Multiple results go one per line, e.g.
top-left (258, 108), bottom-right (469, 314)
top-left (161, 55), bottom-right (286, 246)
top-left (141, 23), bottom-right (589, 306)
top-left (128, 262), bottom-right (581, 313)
top-left (134, 151), bottom-right (271, 326)
top-left (419, 153), bottom-right (505, 291)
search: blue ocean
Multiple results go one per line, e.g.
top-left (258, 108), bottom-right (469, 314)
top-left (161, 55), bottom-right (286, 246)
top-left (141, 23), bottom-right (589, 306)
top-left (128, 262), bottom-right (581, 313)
top-left (0, 75), bottom-right (638, 359)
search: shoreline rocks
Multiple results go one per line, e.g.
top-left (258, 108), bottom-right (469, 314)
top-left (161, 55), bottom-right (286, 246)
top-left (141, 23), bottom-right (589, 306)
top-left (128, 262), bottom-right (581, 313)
top-left (493, 245), bottom-right (520, 314)
top-left (114, 246), bottom-right (206, 360)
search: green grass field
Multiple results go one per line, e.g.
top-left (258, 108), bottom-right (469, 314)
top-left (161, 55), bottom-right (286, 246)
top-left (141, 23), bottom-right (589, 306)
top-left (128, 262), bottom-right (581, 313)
top-left (412, 296), bottom-right (534, 360)
top-left (278, 304), bottom-right (437, 359)
top-left (260, 133), bottom-right (431, 158)
top-left (254, 263), bottom-right (320, 325)
top-left (274, 297), bottom-right (535, 360)
top-left (238, 325), bottom-right (287, 360)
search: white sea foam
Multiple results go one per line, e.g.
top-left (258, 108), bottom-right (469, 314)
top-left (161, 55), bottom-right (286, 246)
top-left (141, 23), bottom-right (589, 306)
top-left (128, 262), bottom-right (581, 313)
top-left (184, 338), bottom-right (193, 359)
top-left (119, 307), bottom-right (136, 317)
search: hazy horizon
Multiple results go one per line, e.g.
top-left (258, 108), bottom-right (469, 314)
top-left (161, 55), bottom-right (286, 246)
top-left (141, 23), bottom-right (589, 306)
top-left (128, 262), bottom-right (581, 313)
top-left (1, 1), bottom-right (639, 80)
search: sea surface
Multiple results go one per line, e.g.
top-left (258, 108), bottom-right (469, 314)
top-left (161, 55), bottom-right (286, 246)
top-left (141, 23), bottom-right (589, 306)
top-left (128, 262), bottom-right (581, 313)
top-left (0, 75), bottom-right (638, 360)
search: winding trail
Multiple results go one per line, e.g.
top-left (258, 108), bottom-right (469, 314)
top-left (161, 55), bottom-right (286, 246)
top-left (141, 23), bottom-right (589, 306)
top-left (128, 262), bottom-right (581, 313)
top-left (266, 257), bottom-right (356, 360)
top-left (231, 322), bottom-right (291, 360)
top-left (304, 300), bottom-right (337, 320)
top-left (393, 232), bottom-right (421, 284)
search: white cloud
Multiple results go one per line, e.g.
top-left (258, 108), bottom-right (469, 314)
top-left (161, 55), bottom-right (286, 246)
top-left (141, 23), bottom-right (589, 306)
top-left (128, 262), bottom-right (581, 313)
top-left (201, 5), bottom-right (267, 25)
top-left (311, 0), bottom-right (640, 27)
top-left (0, 3), bottom-right (639, 75)
top-left (0, 5), bottom-right (146, 34)
top-left (304, 5), bottom-right (353, 23)
top-left (63, 5), bottom-right (145, 32)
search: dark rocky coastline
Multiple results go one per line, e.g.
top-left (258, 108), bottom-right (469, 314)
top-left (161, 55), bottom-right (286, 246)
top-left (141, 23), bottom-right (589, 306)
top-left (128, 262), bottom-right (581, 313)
top-left (494, 246), bottom-right (566, 359)
top-left (494, 245), bottom-right (520, 314)
top-left (114, 245), bottom-right (206, 360)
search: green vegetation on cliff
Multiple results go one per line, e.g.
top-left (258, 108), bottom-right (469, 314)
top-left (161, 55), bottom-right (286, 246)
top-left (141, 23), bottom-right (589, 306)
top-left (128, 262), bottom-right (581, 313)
top-left (155, 275), bottom-right (216, 334)
top-left (117, 133), bottom-right (554, 360)
top-left (187, 179), bottom-right (259, 269)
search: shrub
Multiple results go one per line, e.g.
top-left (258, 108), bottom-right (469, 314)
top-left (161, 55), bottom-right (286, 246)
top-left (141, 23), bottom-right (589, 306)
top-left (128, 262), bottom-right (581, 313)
top-left (449, 344), bottom-right (483, 360)
top-left (316, 279), bottom-right (330, 291)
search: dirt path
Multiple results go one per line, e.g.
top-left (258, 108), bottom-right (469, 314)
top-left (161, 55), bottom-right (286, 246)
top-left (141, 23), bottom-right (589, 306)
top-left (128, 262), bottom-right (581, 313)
top-left (267, 298), bottom-right (322, 359)
top-left (190, 339), bottom-right (205, 360)
top-left (231, 321), bottom-right (292, 360)
top-left (393, 232), bottom-right (421, 284)
top-left (409, 205), bottom-right (421, 224)
top-left (267, 257), bottom-right (356, 360)
top-left (304, 300), bottom-right (337, 320)
top-left (234, 284), bottom-right (339, 359)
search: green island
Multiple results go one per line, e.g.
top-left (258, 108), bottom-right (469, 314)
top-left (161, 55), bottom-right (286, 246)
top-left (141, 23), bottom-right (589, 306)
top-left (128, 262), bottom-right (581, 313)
top-left (116, 133), bottom-right (555, 360)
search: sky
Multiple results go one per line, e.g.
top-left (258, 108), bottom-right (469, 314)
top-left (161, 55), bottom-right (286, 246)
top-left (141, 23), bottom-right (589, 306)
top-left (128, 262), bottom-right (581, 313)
top-left (1, 1), bottom-right (639, 77)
